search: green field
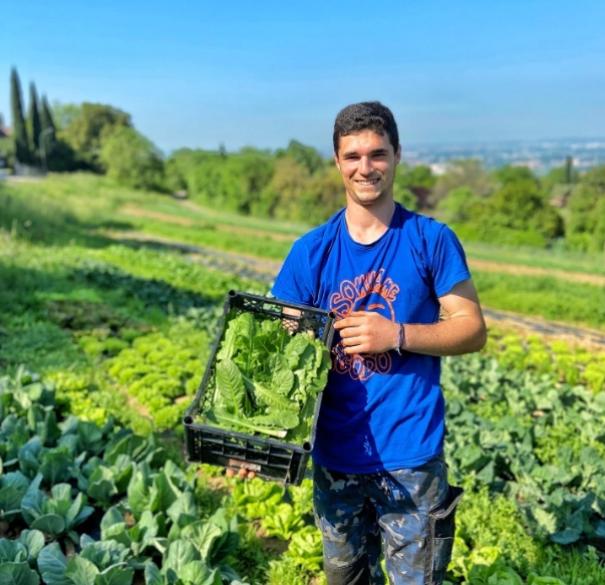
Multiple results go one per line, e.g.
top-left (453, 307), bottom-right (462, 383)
top-left (1, 173), bottom-right (604, 584)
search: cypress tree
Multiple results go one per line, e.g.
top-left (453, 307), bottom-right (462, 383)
top-left (39, 95), bottom-right (57, 169)
top-left (28, 82), bottom-right (42, 161)
top-left (10, 67), bottom-right (30, 164)
top-left (40, 95), bottom-right (56, 134)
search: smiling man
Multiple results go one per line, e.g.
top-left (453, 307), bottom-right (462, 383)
top-left (271, 101), bottom-right (486, 585)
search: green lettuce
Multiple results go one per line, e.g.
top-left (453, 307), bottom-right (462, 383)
top-left (202, 312), bottom-right (330, 442)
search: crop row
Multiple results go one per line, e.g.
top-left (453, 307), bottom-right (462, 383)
top-left (0, 368), bottom-right (250, 584)
top-left (484, 327), bottom-right (605, 393)
top-left (443, 353), bottom-right (605, 555)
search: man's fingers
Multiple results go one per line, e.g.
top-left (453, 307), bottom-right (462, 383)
top-left (337, 311), bottom-right (369, 318)
top-left (343, 343), bottom-right (367, 355)
top-left (334, 311), bottom-right (375, 330)
top-left (336, 320), bottom-right (366, 333)
top-left (342, 335), bottom-right (364, 347)
top-left (226, 468), bottom-right (255, 480)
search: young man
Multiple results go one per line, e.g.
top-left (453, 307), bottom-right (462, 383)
top-left (271, 102), bottom-right (486, 585)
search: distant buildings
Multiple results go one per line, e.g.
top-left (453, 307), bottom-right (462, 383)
top-left (403, 138), bottom-right (605, 174)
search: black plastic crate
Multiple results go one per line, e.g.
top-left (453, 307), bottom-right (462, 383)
top-left (183, 290), bottom-right (335, 485)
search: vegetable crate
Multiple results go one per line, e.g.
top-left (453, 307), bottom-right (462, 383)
top-left (184, 290), bottom-right (335, 485)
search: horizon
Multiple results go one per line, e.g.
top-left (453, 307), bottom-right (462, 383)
top-left (2, 1), bottom-right (605, 153)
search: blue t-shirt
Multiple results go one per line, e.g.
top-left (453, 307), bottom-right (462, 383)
top-left (271, 204), bottom-right (471, 473)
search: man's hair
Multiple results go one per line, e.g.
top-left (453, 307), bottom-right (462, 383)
top-left (333, 101), bottom-right (399, 154)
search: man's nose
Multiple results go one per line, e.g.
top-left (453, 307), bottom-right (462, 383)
top-left (359, 156), bottom-right (372, 175)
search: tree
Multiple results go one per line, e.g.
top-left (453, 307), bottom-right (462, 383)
top-left (436, 187), bottom-right (476, 223)
top-left (394, 164), bottom-right (434, 209)
top-left (60, 102), bottom-right (132, 171)
top-left (260, 157), bottom-right (311, 218)
top-left (276, 140), bottom-right (325, 174)
top-left (28, 82), bottom-right (42, 163)
top-left (40, 96), bottom-right (56, 135)
top-left (0, 137), bottom-right (15, 168)
top-left (431, 159), bottom-right (493, 208)
top-left (10, 67), bottom-right (30, 164)
top-left (542, 162), bottom-right (579, 193)
top-left (99, 125), bottom-right (164, 191)
top-left (300, 166), bottom-right (343, 223)
top-left (51, 102), bottom-right (82, 131)
top-left (566, 165), bottom-right (605, 251)
top-left (482, 178), bottom-right (563, 242)
top-left (493, 165), bottom-right (540, 188)
top-left (39, 95), bottom-right (61, 170)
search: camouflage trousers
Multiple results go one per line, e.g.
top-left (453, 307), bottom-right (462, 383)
top-left (313, 455), bottom-right (462, 585)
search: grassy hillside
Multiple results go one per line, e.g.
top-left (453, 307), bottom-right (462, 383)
top-left (2, 173), bottom-right (603, 332)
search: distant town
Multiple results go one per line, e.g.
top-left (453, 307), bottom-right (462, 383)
top-left (402, 138), bottom-right (605, 174)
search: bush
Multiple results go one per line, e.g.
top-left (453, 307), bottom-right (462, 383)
top-left (0, 136), bottom-right (15, 169)
top-left (99, 126), bottom-right (165, 191)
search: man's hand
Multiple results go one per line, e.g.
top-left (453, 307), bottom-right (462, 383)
top-left (334, 311), bottom-right (399, 354)
top-left (225, 459), bottom-right (258, 480)
top-left (226, 467), bottom-right (256, 480)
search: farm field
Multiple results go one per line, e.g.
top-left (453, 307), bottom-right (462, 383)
top-left (1, 173), bottom-right (605, 584)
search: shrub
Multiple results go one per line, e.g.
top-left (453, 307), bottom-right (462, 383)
top-left (100, 126), bottom-right (165, 191)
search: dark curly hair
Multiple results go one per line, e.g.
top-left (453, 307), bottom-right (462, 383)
top-left (333, 101), bottom-right (399, 154)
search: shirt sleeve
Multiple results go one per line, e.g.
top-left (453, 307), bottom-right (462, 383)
top-left (429, 225), bottom-right (472, 298)
top-left (270, 238), bottom-right (314, 305)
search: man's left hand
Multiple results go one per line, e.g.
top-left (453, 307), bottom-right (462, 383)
top-left (334, 311), bottom-right (399, 355)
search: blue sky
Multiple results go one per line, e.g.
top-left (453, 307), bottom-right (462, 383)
top-left (2, 1), bottom-right (604, 154)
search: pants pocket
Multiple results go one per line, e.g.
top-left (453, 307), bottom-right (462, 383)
top-left (424, 485), bottom-right (464, 585)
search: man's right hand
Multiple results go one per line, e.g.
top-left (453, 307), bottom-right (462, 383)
top-left (226, 467), bottom-right (256, 479)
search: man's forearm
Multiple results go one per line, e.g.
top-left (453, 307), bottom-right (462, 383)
top-left (402, 315), bottom-right (486, 357)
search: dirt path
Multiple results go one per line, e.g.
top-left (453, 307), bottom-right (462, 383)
top-left (101, 230), bottom-right (605, 348)
top-left (101, 230), bottom-right (281, 282)
top-left (118, 205), bottom-right (605, 286)
top-left (119, 204), bottom-right (296, 242)
top-left (468, 258), bottom-right (605, 287)
top-left (120, 204), bottom-right (195, 227)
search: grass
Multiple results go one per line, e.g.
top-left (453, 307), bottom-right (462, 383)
top-left (0, 224), bottom-right (260, 435)
top-left (3, 173), bottom-right (605, 333)
top-left (464, 240), bottom-right (605, 277)
top-left (2, 172), bottom-right (605, 582)
top-left (474, 270), bottom-right (605, 331)
top-left (113, 216), bottom-right (292, 260)
top-left (142, 197), bottom-right (308, 236)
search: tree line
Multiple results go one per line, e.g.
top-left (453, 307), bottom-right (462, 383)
top-left (2, 67), bottom-right (604, 252)
top-left (1, 68), bottom-right (57, 171)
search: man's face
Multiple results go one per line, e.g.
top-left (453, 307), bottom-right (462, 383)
top-left (334, 130), bottom-right (401, 207)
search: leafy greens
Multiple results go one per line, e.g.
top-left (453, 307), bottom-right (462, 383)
top-left (201, 312), bottom-right (330, 443)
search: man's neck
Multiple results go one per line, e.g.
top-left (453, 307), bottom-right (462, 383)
top-left (345, 198), bottom-right (396, 245)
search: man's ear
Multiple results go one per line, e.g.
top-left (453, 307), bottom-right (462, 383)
top-left (334, 154), bottom-right (341, 172)
top-left (395, 147), bottom-right (401, 164)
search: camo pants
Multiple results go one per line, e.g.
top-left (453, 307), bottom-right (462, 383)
top-left (313, 455), bottom-right (462, 585)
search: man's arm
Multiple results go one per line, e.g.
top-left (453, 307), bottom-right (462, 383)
top-left (335, 279), bottom-right (487, 357)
